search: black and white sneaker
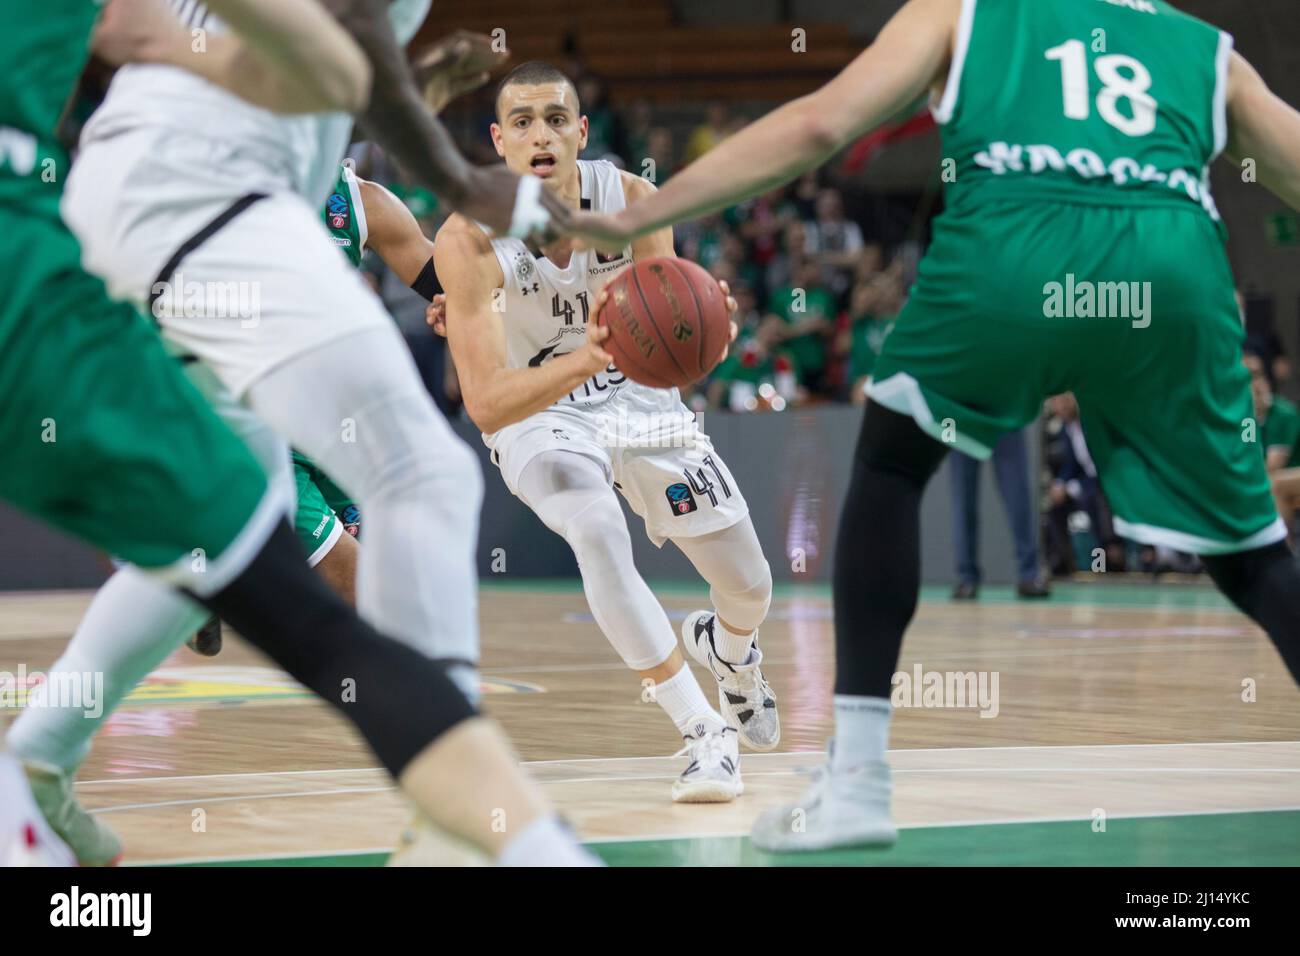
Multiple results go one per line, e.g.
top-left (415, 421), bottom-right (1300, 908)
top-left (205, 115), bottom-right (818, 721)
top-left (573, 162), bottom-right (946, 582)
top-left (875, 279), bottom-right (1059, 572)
top-left (671, 719), bottom-right (743, 803)
top-left (682, 610), bottom-right (780, 752)
top-left (186, 615), bottom-right (222, 657)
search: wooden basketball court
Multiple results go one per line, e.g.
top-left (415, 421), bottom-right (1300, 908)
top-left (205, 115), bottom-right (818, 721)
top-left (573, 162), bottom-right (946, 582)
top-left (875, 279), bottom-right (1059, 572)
top-left (2, 581), bottom-right (1297, 866)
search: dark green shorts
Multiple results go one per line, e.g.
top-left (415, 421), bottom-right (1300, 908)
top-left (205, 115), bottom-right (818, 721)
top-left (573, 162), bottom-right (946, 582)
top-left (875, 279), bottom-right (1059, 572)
top-left (291, 450), bottom-right (359, 563)
top-left (0, 216), bottom-right (271, 575)
top-left (870, 200), bottom-right (1282, 554)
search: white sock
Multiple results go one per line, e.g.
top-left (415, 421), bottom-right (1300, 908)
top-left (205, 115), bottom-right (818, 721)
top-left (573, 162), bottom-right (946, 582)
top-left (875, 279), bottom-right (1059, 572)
top-left (498, 815), bottom-right (599, 867)
top-left (653, 665), bottom-right (723, 736)
top-left (7, 567), bottom-right (207, 771)
top-left (831, 695), bottom-right (892, 771)
top-left (712, 617), bottom-right (757, 667)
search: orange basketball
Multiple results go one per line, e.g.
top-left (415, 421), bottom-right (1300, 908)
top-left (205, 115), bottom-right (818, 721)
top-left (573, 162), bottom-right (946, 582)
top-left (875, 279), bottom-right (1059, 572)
top-left (596, 257), bottom-right (730, 389)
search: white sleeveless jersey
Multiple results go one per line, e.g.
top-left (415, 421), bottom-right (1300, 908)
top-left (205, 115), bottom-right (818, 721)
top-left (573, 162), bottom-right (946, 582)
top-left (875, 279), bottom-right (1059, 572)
top-left (488, 160), bottom-right (679, 412)
top-left (81, 0), bottom-right (430, 205)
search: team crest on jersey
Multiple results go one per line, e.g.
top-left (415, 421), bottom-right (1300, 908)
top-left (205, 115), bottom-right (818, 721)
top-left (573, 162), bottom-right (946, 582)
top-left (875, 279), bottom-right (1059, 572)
top-left (327, 192), bottom-right (350, 230)
top-left (665, 482), bottom-right (698, 515)
top-left (515, 254), bottom-right (536, 283)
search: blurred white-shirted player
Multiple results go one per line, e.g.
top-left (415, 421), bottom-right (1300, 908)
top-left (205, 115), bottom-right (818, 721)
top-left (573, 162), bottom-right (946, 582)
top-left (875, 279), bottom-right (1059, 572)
top-left (10, 0), bottom-right (578, 865)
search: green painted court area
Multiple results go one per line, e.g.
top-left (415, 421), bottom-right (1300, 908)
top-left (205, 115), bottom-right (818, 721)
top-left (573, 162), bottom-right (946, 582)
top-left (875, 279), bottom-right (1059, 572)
top-left (170, 810), bottom-right (1300, 867)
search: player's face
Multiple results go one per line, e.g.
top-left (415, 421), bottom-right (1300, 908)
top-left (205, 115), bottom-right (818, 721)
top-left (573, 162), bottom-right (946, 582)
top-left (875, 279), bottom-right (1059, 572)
top-left (491, 83), bottom-right (588, 182)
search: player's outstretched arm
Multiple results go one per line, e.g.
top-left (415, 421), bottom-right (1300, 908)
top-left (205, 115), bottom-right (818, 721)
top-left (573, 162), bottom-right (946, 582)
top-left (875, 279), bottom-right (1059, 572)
top-left (569, 0), bottom-right (957, 247)
top-left (621, 172), bottom-right (677, 260)
top-left (359, 179), bottom-right (437, 285)
top-left (92, 0), bottom-right (371, 114)
top-left (434, 219), bottom-right (614, 434)
top-left (1225, 51), bottom-right (1300, 212)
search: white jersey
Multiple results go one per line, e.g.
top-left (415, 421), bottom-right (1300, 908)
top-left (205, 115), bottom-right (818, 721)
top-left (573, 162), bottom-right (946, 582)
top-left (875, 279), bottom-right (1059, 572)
top-left (488, 160), bottom-right (679, 413)
top-left (81, 0), bottom-right (430, 205)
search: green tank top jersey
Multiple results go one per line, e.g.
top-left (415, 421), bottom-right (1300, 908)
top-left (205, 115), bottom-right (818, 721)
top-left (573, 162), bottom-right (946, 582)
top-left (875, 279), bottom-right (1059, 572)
top-left (1, 1), bottom-right (98, 220)
top-left (323, 163), bottom-right (368, 267)
top-left (937, 0), bottom-right (1231, 224)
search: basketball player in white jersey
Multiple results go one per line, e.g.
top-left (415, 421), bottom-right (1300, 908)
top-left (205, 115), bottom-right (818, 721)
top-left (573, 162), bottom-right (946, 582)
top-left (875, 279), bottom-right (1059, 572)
top-left (10, 1), bottom-right (594, 866)
top-left (434, 62), bottom-right (777, 803)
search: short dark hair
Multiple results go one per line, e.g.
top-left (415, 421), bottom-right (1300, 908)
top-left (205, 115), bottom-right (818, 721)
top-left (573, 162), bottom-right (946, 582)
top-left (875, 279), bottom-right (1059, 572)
top-left (494, 61), bottom-right (580, 119)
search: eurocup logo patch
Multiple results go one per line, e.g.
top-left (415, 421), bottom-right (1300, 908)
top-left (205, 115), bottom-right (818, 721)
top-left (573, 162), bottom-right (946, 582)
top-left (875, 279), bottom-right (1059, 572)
top-left (327, 192), bottom-right (350, 230)
top-left (665, 482), bottom-right (697, 515)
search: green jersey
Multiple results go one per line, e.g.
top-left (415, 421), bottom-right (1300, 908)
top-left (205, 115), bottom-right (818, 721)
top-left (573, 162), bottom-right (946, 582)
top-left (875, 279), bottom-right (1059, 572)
top-left (768, 284), bottom-right (836, 379)
top-left (870, 0), bottom-right (1281, 553)
top-left (0, 1), bottom-right (98, 221)
top-left (323, 163), bottom-right (368, 267)
top-left (1262, 395), bottom-right (1300, 464)
top-left (939, 0), bottom-right (1230, 226)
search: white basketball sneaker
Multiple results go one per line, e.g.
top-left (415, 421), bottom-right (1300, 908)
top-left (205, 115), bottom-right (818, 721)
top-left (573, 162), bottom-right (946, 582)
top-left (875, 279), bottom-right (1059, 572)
top-left (750, 754), bottom-right (897, 853)
top-left (23, 759), bottom-right (122, 866)
top-left (681, 610), bottom-right (779, 751)
top-left (2, 754), bottom-right (75, 866)
top-left (671, 719), bottom-right (743, 803)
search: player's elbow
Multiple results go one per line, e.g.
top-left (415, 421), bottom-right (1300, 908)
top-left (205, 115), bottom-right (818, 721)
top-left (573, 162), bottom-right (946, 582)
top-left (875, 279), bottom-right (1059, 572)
top-left (462, 391), bottom-right (503, 435)
top-left (325, 48), bottom-right (373, 115)
top-left (799, 99), bottom-right (845, 157)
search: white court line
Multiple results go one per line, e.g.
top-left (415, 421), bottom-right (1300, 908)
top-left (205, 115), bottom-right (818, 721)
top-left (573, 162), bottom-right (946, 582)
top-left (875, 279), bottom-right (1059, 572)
top-left (76, 739), bottom-right (1300, 785)
top-left (94, 786), bottom-right (396, 814)
top-left (89, 765), bottom-right (1300, 808)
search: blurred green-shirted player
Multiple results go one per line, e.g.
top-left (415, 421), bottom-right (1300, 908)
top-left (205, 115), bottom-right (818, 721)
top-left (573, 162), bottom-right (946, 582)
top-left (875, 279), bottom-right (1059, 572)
top-left (289, 161), bottom-right (371, 559)
top-left (866, 0), bottom-right (1281, 553)
top-left (0, 3), bottom-right (273, 581)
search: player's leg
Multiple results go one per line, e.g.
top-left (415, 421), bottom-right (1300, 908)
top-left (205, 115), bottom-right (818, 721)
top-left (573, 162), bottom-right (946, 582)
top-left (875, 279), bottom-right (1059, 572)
top-left (752, 198), bottom-right (1054, 852)
top-left (244, 323), bottom-right (483, 699)
top-left (514, 447), bottom-right (739, 802)
top-left (949, 451), bottom-right (982, 597)
top-left (187, 452), bottom-right (360, 657)
top-left (3, 235), bottom-right (590, 865)
top-left (665, 512), bottom-right (778, 751)
top-left (989, 429), bottom-right (1049, 596)
top-left (292, 453), bottom-right (359, 604)
top-left (8, 373), bottom-right (297, 864)
top-left (611, 426), bottom-right (778, 751)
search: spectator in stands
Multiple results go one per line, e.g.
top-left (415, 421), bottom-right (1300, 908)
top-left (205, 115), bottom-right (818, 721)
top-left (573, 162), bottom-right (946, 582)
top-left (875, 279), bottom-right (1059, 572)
top-left (789, 170), bottom-right (820, 219)
top-left (577, 75), bottom-right (622, 163)
top-left (949, 428), bottom-right (1051, 600)
top-left (804, 188), bottom-right (865, 297)
top-left (733, 187), bottom-right (798, 273)
top-left (1043, 393), bottom-right (1125, 576)
top-left (1245, 346), bottom-right (1300, 472)
top-left (763, 258), bottom-right (836, 396)
top-left (839, 270), bottom-right (903, 404)
top-left (1245, 345), bottom-right (1300, 536)
top-left (764, 219), bottom-right (810, 299)
top-left (707, 281), bottom-right (779, 411)
top-left (644, 126), bottom-right (676, 183)
top-left (621, 98), bottom-right (654, 171)
top-left (684, 101), bottom-right (730, 163)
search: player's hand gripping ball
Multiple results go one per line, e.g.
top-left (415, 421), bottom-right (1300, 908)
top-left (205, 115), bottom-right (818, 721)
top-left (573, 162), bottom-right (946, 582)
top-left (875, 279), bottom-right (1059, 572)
top-left (595, 257), bottom-right (733, 389)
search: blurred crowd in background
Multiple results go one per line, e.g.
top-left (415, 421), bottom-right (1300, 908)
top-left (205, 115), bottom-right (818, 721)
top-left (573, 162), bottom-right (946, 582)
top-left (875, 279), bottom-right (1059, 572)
top-left (352, 74), bottom-right (926, 418)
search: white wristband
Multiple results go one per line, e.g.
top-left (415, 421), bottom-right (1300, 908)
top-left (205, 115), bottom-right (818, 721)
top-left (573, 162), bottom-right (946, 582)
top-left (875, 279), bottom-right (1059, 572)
top-left (506, 175), bottom-right (550, 238)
